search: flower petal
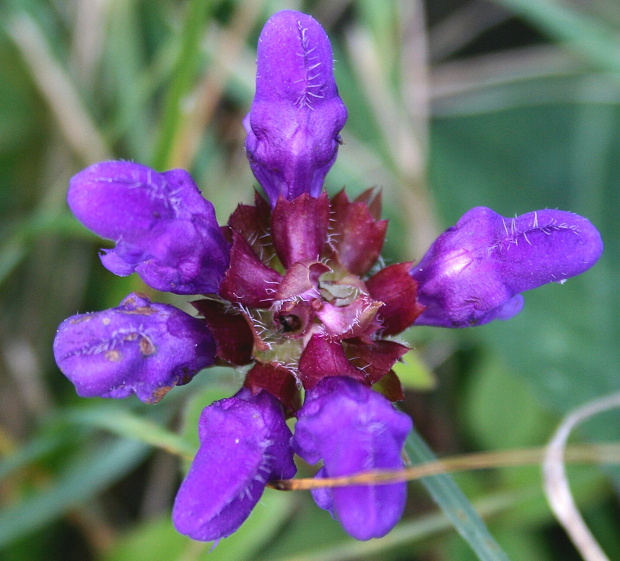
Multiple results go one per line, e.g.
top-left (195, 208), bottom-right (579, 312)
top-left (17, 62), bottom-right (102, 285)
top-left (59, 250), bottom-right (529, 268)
top-left (173, 389), bottom-right (296, 541)
top-left (411, 207), bottom-right (603, 327)
top-left (293, 377), bottom-right (412, 540)
top-left (68, 161), bottom-right (230, 294)
top-left (53, 293), bottom-right (215, 403)
top-left (245, 10), bottom-right (347, 204)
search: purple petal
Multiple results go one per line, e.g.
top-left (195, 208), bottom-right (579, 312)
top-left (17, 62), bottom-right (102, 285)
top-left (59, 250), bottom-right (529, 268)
top-left (172, 389), bottom-right (296, 541)
top-left (53, 293), bottom-right (215, 403)
top-left (310, 467), bottom-right (333, 511)
top-left (411, 207), bottom-right (603, 327)
top-left (293, 377), bottom-right (412, 540)
top-left (68, 161), bottom-right (230, 294)
top-left (245, 10), bottom-right (347, 204)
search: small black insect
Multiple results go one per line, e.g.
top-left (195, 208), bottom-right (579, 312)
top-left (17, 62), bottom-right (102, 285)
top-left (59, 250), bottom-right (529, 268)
top-left (278, 314), bottom-right (301, 333)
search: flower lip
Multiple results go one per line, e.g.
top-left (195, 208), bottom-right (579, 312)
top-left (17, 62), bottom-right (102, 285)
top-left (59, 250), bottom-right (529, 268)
top-left (293, 376), bottom-right (412, 540)
top-left (245, 10), bottom-right (348, 204)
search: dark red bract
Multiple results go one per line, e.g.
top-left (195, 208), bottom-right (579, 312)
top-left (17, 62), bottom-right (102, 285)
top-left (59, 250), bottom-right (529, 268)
top-left (199, 189), bottom-right (425, 412)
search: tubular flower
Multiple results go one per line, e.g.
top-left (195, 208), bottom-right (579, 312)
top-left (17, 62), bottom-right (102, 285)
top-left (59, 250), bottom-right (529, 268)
top-left (411, 207), bottom-right (604, 327)
top-left (172, 389), bottom-right (296, 541)
top-left (53, 293), bottom-right (215, 403)
top-left (244, 10), bottom-right (347, 205)
top-left (53, 9), bottom-right (604, 544)
top-left (293, 377), bottom-right (412, 540)
top-left (68, 161), bottom-right (230, 295)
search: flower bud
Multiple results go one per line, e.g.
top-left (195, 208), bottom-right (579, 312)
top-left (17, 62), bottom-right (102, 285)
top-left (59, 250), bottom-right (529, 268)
top-left (293, 377), bottom-right (411, 540)
top-left (53, 293), bottom-right (215, 403)
top-left (411, 207), bottom-right (603, 327)
top-left (245, 10), bottom-right (347, 205)
top-left (68, 161), bottom-right (229, 294)
top-left (173, 389), bottom-right (296, 541)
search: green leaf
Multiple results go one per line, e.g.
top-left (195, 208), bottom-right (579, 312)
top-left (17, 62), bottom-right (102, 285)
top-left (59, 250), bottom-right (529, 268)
top-left (151, 0), bottom-right (215, 169)
top-left (103, 488), bottom-right (295, 561)
top-left (462, 355), bottom-right (554, 450)
top-left (393, 349), bottom-right (437, 391)
top-left (492, 0), bottom-right (620, 76)
top-left (405, 428), bottom-right (511, 561)
top-left (0, 430), bottom-right (73, 481)
top-left (0, 438), bottom-right (148, 547)
top-left (64, 404), bottom-right (195, 459)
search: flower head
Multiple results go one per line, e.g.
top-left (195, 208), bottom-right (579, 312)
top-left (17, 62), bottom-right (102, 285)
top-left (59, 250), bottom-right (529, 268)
top-left (245, 10), bottom-right (347, 205)
top-left (293, 377), bottom-right (412, 540)
top-left (411, 207), bottom-right (604, 327)
top-left (53, 8), bottom-right (604, 546)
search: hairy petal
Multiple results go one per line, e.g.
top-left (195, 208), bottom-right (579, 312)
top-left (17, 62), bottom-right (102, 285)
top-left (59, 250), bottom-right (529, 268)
top-left (53, 293), bottom-right (215, 403)
top-left (68, 161), bottom-right (229, 294)
top-left (411, 207), bottom-right (603, 327)
top-left (293, 377), bottom-right (411, 540)
top-left (245, 10), bottom-right (347, 204)
top-left (173, 389), bottom-right (296, 541)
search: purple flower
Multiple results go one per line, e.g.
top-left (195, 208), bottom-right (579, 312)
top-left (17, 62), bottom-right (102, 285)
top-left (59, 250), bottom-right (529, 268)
top-left (53, 293), bottom-right (215, 403)
top-left (53, 8), bottom-right (606, 546)
top-left (293, 377), bottom-right (412, 540)
top-left (68, 161), bottom-right (230, 295)
top-left (172, 389), bottom-right (296, 541)
top-left (244, 10), bottom-right (347, 205)
top-left (411, 207), bottom-right (604, 327)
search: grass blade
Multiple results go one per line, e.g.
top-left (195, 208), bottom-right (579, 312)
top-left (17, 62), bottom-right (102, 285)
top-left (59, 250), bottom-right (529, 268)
top-left (405, 427), bottom-right (511, 561)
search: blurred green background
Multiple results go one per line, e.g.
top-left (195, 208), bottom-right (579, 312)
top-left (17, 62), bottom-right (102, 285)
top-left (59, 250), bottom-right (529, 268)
top-left (1, 0), bottom-right (619, 560)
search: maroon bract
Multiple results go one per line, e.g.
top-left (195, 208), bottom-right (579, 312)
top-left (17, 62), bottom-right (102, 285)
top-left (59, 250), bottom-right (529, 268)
top-left (202, 188), bottom-right (420, 400)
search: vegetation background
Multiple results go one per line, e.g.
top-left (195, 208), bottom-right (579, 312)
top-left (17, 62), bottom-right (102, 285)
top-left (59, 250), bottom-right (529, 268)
top-left (1, 0), bottom-right (618, 560)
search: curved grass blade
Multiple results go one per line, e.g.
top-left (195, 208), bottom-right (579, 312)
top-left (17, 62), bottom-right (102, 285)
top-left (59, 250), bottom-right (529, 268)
top-left (405, 427), bottom-right (511, 561)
